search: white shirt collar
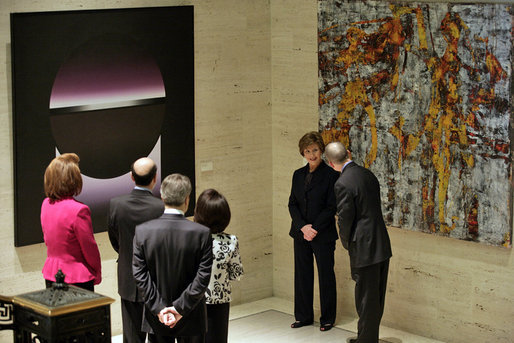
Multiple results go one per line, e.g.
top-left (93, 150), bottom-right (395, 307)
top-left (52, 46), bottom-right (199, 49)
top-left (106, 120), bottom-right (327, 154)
top-left (134, 186), bottom-right (153, 193)
top-left (164, 208), bottom-right (184, 215)
top-left (342, 160), bottom-right (353, 172)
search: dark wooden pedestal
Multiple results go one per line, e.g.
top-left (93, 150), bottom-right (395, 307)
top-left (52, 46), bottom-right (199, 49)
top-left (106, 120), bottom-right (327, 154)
top-left (3, 277), bottom-right (114, 343)
top-left (13, 302), bottom-right (111, 342)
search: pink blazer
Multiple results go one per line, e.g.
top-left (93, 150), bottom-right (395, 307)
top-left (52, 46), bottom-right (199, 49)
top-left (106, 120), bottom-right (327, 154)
top-left (41, 197), bottom-right (102, 285)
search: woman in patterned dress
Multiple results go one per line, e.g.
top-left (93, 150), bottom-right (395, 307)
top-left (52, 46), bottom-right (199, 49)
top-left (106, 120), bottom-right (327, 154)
top-left (194, 189), bottom-right (244, 343)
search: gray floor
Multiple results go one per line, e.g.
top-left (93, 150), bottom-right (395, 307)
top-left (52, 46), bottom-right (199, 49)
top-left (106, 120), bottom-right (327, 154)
top-left (229, 310), bottom-right (385, 343)
top-left (113, 297), bottom-right (444, 343)
top-left (113, 310), bottom-right (379, 343)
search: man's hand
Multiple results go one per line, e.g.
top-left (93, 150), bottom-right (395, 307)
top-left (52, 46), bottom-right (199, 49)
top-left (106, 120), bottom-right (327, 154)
top-left (301, 224), bottom-right (318, 241)
top-left (158, 307), bottom-right (183, 328)
top-left (158, 309), bottom-right (175, 327)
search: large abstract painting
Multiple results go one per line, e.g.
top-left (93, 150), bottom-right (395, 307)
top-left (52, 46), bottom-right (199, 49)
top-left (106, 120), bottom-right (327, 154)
top-left (318, 1), bottom-right (512, 246)
top-left (11, 7), bottom-right (195, 246)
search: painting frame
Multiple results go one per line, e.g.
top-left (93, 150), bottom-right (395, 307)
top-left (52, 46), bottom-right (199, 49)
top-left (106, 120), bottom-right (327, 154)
top-left (11, 6), bottom-right (195, 246)
top-left (318, 0), bottom-right (513, 246)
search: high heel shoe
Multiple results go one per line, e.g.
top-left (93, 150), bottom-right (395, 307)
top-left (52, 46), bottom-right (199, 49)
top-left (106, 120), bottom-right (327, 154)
top-left (320, 323), bottom-right (333, 331)
top-left (290, 320), bottom-right (313, 328)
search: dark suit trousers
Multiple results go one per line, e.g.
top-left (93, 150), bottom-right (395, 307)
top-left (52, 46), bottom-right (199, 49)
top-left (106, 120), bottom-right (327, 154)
top-left (351, 259), bottom-right (389, 343)
top-left (206, 302), bottom-right (230, 343)
top-left (121, 299), bottom-right (146, 343)
top-left (293, 238), bottom-right (337, 325)
top-left (148, 334), bottom-right (205, 343)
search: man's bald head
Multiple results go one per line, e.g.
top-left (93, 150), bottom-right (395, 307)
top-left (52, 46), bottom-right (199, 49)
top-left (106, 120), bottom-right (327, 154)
top-left (325, 142), bottom-right (349, 165)
top-left (131, 157), bottom-right (157, 187)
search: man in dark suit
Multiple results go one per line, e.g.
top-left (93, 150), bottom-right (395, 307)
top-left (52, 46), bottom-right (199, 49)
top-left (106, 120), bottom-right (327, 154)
top-left (108, 157), bottom-right (165, 343)
top-left (325, 142), bottom-right (392, 343)
top-left (133, 173), bottom-right (212, 343)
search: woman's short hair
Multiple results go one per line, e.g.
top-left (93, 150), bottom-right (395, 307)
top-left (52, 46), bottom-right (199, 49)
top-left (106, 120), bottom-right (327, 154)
top-left (194, 189), bottom-right (231, 234)
top-left (298, 131), bottom-right (325, 156)
top-left (44, 153), bottom-right (83, 201)
top-left (160, 174), bottom-right (191, 207)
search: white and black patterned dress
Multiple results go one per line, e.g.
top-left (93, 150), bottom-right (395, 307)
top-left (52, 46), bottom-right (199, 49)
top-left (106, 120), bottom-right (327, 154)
top-left (206, 232), bottom-right (244, 304)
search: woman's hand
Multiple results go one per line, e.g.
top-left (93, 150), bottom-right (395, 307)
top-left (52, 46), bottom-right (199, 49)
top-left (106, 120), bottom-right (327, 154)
top-left (301, 224), bottom-right (318, 241)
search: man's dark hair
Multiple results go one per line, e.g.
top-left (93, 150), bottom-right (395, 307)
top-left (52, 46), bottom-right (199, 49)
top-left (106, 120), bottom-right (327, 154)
top-left (131, 163), bottom-right (157, 186)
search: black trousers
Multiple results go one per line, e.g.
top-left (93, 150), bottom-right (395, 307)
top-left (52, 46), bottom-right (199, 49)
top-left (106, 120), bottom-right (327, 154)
top-left (206, 303), bottom-right (230, 343)
top-left (293, 238), bottom-right (337, 325)
top-left (148, 334), bottom-right (205, 343)
top-left (351, 259), bottom-right (390, 343)
top-left (121, 298), bottom-right (147, 343)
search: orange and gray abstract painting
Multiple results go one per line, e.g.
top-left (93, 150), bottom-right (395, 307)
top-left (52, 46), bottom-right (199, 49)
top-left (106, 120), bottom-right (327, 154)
top-left (318, 1), bottom-right (512, 246)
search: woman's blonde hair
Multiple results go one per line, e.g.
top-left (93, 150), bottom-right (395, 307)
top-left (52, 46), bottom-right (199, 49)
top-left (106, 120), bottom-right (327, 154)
top-left (44, 153), bottom-right (83, 201)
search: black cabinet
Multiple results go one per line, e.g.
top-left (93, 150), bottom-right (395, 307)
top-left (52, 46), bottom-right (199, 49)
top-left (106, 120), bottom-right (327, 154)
top-left (13, 303), bottom-right (111, 342)
top-left (1, 272), bottom-right (114, 343)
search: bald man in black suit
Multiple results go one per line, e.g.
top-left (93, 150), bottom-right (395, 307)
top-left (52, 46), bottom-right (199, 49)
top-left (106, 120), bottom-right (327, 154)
top-left (109, 157), bottom-right (164, 343)
top-left (325, 142), bottom-right (392, 343)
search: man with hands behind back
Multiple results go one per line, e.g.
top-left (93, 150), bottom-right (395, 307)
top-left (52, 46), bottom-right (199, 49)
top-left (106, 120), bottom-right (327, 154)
top-left (133, 173), bottom-right (212, 343)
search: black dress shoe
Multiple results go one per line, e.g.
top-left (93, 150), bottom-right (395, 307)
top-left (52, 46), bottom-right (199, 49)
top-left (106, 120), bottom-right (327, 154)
top-left (290, 320), bottom-right (313, 328)
top-left (346, 338), bottom-right (358, 343)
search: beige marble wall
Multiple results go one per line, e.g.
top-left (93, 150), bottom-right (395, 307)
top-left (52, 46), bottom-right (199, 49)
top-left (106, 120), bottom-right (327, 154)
top-left (271, 1), bottom-right (514, 343)
top-left (270, 0), bottom-right (319, 302)
top-left (0, 0), bottom-right (272, 338)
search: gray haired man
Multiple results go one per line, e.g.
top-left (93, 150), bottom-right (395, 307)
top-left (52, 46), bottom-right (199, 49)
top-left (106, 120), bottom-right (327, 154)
top-left (133, 174), bottom-right (212, 343)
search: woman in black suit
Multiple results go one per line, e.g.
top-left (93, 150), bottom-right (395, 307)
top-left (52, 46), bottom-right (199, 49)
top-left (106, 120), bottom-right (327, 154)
top-left (288, 131), bottom-right (339, 332)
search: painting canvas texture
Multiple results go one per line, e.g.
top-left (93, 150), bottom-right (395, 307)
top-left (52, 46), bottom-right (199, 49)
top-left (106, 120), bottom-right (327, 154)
top-left (11, 7), bottom-right (194, 246)
top-left (318, 1), bottom-right (512, 246)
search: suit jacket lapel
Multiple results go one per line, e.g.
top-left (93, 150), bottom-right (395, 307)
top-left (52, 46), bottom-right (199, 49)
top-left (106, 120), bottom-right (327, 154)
top-left (305, 161), bottom-right (326, 193)
top-left (303, 164), bottom-right (315, 193)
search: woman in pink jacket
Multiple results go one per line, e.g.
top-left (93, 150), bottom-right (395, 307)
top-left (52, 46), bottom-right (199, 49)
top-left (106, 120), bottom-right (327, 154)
top-left (41, 153), bottom-right (101, 291)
